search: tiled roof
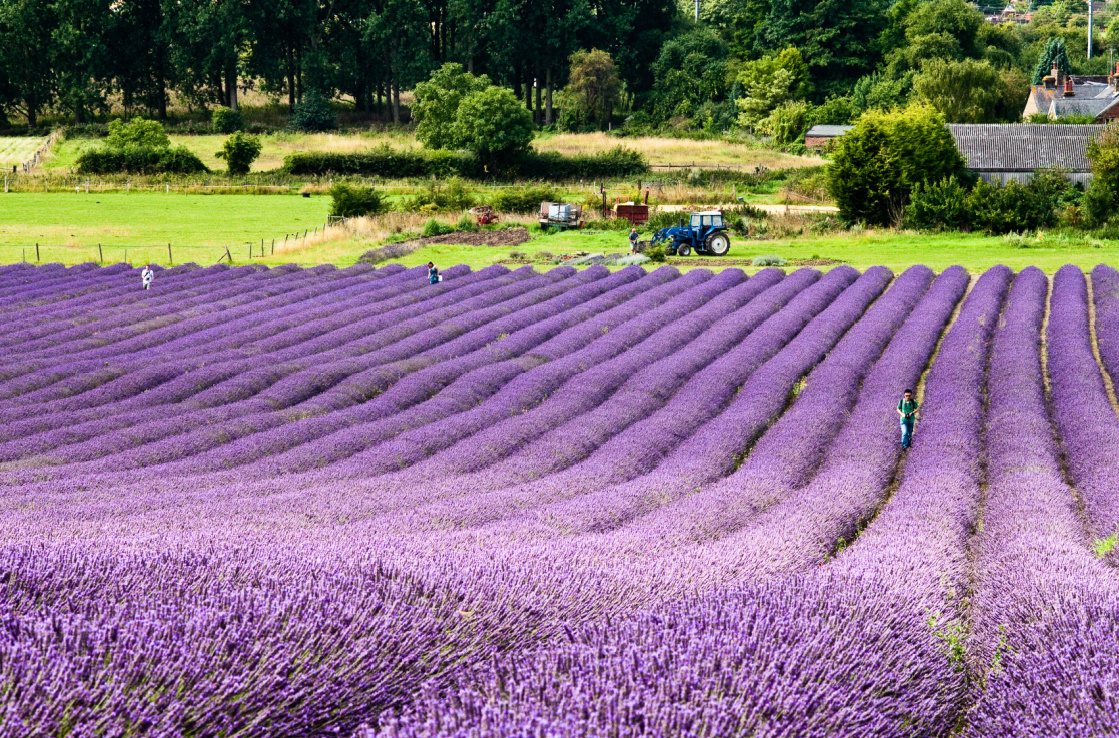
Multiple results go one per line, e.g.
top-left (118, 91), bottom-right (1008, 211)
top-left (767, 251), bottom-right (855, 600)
top-left (1050, 98), bottom-right (1114, 117)
top-left (948, 124), bottom-right (1102, 172)
top-left (805, 125), bottom-right (853, 137)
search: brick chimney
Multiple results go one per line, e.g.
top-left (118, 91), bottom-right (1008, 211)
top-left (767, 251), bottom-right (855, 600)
top-left (1044, 62), bottom-right (1058, 90)
top-left (1064, 76), bottom-right (1075, 97)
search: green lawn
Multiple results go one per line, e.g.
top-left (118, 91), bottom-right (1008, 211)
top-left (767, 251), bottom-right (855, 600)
top-left (376, 228), bottom-right (1119, 275)
top-left (0, 192), bottom-right (329, 266)
top-left (4, 190), bottom-right (1119, 274)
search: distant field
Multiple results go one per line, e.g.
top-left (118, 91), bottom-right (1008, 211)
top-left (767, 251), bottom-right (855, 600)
top-left (42, 130), bottom-right (819, 174)
top-left (45, 131), bottom-right (421, 173)
top-left (0, 136), bottom-right (46, 166)
top-left (533, 132), bottom-right (819, 169)
top-left (0, 192), bottom-right (329, 265)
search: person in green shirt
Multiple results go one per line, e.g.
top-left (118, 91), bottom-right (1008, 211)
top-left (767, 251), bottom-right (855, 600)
top-left (897, 389), bottom-right (918, 449)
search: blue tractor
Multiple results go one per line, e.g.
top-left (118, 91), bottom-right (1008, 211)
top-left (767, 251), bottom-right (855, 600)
top-left (639, 210), bottom-right (731, 257)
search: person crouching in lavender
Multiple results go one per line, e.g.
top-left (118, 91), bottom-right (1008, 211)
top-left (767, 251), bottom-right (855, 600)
top-left (897, 388), bottom-right (918, 449)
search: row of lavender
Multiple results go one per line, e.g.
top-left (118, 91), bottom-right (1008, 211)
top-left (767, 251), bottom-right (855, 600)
top-left (3, 262), bottom-right (1119, 735)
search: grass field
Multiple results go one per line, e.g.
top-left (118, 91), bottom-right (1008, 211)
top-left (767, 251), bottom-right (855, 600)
top-left (42, 130), bottom-right (819, 174)
top-left (4, 190), bottom-right (1119, 274)
top-left (0, 136), bottom-right (46, 166)
top-left (0, 192), bottom-right (329, 265)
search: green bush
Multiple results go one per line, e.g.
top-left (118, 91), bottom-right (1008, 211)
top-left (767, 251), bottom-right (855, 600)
top-left (905, 177), bottom-right (970, 230)
top-left (648, 210), bottom-right (686, 230)
top-left (281, 145), bottom-right (645, 180)
top-left (456, 212), bottom-right (479, 232)
top-left (516, 147), bottom-right (647, 179)
top-left (644, 243), bottom-right (666, 262)
top-left (212, 107), bottom-right (244, 133)
top-left (422, 218), bottom-right (455, 237)
top-left (105, 118), bottom-right (169, 148)
top-left (289, 90), bottom-right (336, 131)
top-left (216, 132), bottom-right (262, 175)
top-left (283, 145), bottom-right (470, 177)
top-left (967, 179), bottom-right (1057, 234)
top-left (827, 107), bottom-right (967, 225)
top-left (75, 145), bottom-right (208, 174)
top-left (489, 185), bottom-right (558, 213)
top-left (752, 255), bottom-right (787, 266)
top-left (328, 182), bottom-right (388, 218)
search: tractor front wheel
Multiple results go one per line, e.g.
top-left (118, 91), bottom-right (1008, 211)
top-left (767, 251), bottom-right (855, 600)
top-left (705, 231), bottom-right (730, 256)
top-left (677, 244), bottom-right (691, 257)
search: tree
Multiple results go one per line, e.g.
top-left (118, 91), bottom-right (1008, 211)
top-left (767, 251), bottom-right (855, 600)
top-left (649, 29), bottom-right (730, 124)
top-left (0, 0), bottom-right (56, 128)
top-left (564, 49), bottom-right (622, 130)
top-left (735, 47), bottom-right (811, 128)
top-left (1032, 37), bottom-right (1073, 84)
top-left (827, 106), bottom-right (966, 224)
top-left (762, 0), bottom-right (890, 97)
top-left (105, 118), bottom-right (170, 148)
top-left (1085, 124), bottom-right (1119, 226)
top-left (216, 132), bottom-right (262, 174)
top-left (413, 63), bottom-right (490, 149)
top-left (912, 58), bottom-right (1021, 123)
top-left (451, 85), bottom-right (535, 169)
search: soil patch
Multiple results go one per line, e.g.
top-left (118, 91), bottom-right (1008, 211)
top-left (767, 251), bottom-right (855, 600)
top-left (413, 226), bottom-right (532, 248)
top-left (790, 258), bottom-right (845, 266)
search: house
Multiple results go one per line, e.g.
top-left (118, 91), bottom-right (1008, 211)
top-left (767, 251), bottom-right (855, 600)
top-left (948, 123), bottom-right (1101, 186)
top-left (804, 125), bottom-right (853, 149)
top-left (1022, 63), bottom-right (1119, 121)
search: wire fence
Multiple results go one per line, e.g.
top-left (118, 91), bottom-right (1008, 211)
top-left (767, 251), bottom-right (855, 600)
top-left (13, 217), bottom-right (349, 268)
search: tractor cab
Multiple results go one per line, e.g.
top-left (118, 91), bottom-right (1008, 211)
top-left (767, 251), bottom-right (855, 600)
top-left (690, 212), bottom-right (725, 245)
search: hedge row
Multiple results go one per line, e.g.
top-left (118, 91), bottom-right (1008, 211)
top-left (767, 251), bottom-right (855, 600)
top-left (281, 144), bottom-right (647, 180)
top-left (76, 145), bottom-right (209, 174)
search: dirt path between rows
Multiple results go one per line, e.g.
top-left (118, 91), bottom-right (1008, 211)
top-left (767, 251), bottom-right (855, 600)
top-left (1085, 275), bottom-right (1119, 418)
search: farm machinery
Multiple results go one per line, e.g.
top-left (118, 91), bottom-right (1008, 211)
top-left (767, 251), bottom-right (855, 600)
top-left (539, 202), bottom-right (584, 231)
top-left (637, 210), bottom-right (731, 257)
top-left (469, 206), bottom-right (499, 225)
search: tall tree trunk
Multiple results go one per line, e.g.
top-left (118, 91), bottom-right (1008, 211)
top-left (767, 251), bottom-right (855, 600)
top-left (296, 45), bottom-right (303, 103)
top-left (158, 69), bottom-right (167, 120)
top-left (377, 80), bottom-right (383, 113)
top-left (535, 71), bottom-right (542, 125)
top-left (388, 46), bottom-right (401, 124)
top-left (287, 46), bottom-right (296, 111)
top-left (545, 68), bottom-right (553, 126)
top-left (226, 60), bottom-right (239, 110)
top-left (524, 66), bottom-right (531, 110)
top-left (26, 98), bottom-right (36, 129)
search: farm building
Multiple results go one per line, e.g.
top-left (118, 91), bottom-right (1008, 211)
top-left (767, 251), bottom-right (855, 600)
top-left (804, 125), bottom-right (852, 150)
top-left (947, 123), bottom-right (1100, 186)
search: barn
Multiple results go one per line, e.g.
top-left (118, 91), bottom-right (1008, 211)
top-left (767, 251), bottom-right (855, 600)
top-left (947, 123), bottom-right (1102, 186)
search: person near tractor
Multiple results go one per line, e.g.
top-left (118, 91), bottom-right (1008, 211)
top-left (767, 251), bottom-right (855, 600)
top-left (428, 262), bottom-right (440, 284)
top-left (897, 389), bottom-right (918, 449)
top-left (629, 227), bottom-right (639, 254)
top-left (141, 265), bottom-right (154, 290)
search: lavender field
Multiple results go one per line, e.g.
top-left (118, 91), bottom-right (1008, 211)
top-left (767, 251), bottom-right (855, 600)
top-left (2, 259), bottom-right (1119, 737)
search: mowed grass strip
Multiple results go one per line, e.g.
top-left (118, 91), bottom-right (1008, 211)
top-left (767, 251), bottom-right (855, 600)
top-left (0, 137), bottom-right (47, 166)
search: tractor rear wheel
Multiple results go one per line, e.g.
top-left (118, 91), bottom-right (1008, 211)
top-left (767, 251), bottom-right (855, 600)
top-left (677, 244), bottom-right (691, 257)
top-left (705, 231), bottom-right (730, 256)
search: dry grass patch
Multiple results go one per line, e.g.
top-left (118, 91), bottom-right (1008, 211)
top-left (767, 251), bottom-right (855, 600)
top-left (533, 132), bottom-right (819, 168)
